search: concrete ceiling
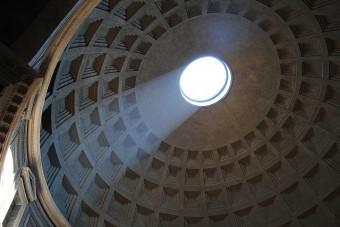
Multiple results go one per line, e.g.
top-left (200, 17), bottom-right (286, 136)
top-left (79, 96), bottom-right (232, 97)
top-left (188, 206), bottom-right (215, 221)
top-left (40, 0), bottom-right (340, 226)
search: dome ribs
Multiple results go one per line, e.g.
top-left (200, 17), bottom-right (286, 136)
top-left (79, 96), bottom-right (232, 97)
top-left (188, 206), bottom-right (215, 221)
top-left (185, 5), bottom-right (202, 18)
top-left (116, 168), bottom-right (140, 196)
top-left (257, 196), bottom-right (291, 226)
top-left (58, 123), bottom-right (80, 160)
top-left (267, 107), bottom-right (286, 125)
top-left (102, 98), bottom-right (119, 120)
top-left (186, 150), bottom-right (201, 166)
top-left (315, 14), bottom-right (340, 32)
top-left (96, 0), bottom-right (119, 12)
top-left (274, 93), bottom-right (292, 110)
top-left (58, 55), bottom-right (83, 90)
top-left (243, 8), bottom-right (259, 22)
top-left (208, 213), bottom-right (228, 227)
top-left (254, 144), bottom-right (279, 167)
top-left (147, 24), bottom-right (166, 40)
top-left (184, 216), bottom-right (205, 227)
top-left (185, 168), bottom-right (201, 186)
top-left (146, 158), bottom-right (165, 180)
top-left (301, 60), bottom-right (323, 78)
top-left (323, 185), bottom-right (340, 220)
top-left (184, 190), bottom-right (203, 210)
top-left (203, 167), bottom-right (221, 185)
top-left (221, 162), bottom-right (242, 184)
top-left (281, 116), bottom-right (309, 138)
top-left (207, 1), bottom-right (222, 14)
top-left (205, 188), bottom-right (226, 209)
top-left (280, 182), bottom-right (316, 215)
top-left (154, 141), bottom-right (171, 159)
top-left (226, 183), bottom-right (253, 208)
top-left (131, 14), bottom-right (157, 31)
top-left (165, 12), bottom-right (183, 27)
top-left (79, 81), bottom-right (98, 110)
top-left (297, 205), bottom-right (338, 227)
top-left (238, 155), bottom-right (261, 178)
top-left (324, 83), bottom-right (340, 107)
top-left (285, 144), bottom-right (316, 175)
top-left (70, 19), bottom-right (103, 49)
top-left (303, 162), bottom-right (340, 197)
top-left (131, 205), bottom-right (156, 227)
top-left (171, 147), bottom-right (185, 164)
top-left (257, 119), bottom-right (276, 138)
top-left (115, 34), bottom-right (138, 51)
top-left (289, 24), bottom-right (315, 39)
top-left (322, 143), bottom-right (340, 175)
top-left (103, 77), bottom-right (119, 98)
top-left (52, 175), bottom-right (78, 220)
top-left (302, 0), bottom-right (337, 10)
top-left (126, 58), bottom-right (142, 72)
top-left (131, 148), bottom-right (150, 172)
top-left (67, 150), bottom-right (93, 187)
top-left (106, 191), bottom-right (132, 224)
top-left (313, 106), bottom-right (340, 136)
top-left (256, 0), bottom-right (276, 8)
top-left (113, 1), bottom-right (145, 21)
top-left (86, 174), bottom-right (110, 208)
top-left (134, 41), bottom-right (152, 55)
top-left (135, 122), bottom-right (149, 138)
top-left (80, 108), bottom-right (101, 138)
top-left (292, 97), bottom-right (318, 120)
top-left (298, 38), bottom-right (323, 57)
top-left (202, 149), bottom-right (218, 165)
top-left (122, 92), bottom-right (136, 109)
top-left (231, 140), bottom-right (247, 156)
top-left (159, 212), bottom-right (180, 226)
top-left (40, 105), bottom-right (52, 145)
top-left (217, 146), bottom-right (234, 161)
top-left (154, 0), bottom-right (178, 14)
top-left (299, 79), bottom-right (321, 98)
top-left (325, 37), bottom-right (340, 56)
top-left (138, 179), bottom-right (160, 207)
top-left (258, 18), bottom-right (278, 32)
top-left (247, 174), bottom-right (274, 199)
top-left (98, 151), bottom-right (123, 183)
top-left (104, 220), bottom-right (117, 227)
top-left (225, 2), bottom-right (241, 15)
top-left (301, 127), bottom-right (334, 156)
top-left (161, 187), bottom-right (181, 209)
top-left (126, 107), bottom-right (141, 125)
top-left (266, 160), bottom-right (296, 189)
top-left (164, 164), bottom-right (182, 185)
top-left (270, 131), bottom-right (296, 155)
top-left (87, 131), bottom-right (110, 161)
top-left (280, 62), bottom-right (297, 76)
top-left (44, 144), bottom-right (61, 188)
top-left (275, 6), bottom-right (303, 22)
top-left (82, 54), bottom-right (105, 79)
top-left (106, 55), bottom-right (126, 74)
top-left (123, 76), bottom-right (137, 92)
top-left (106, 26), bottom-right (122, 47)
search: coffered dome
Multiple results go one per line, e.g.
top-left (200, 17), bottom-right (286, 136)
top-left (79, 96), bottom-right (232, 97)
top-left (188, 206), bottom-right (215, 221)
top-left (39, 0), bottom-right (340, 226)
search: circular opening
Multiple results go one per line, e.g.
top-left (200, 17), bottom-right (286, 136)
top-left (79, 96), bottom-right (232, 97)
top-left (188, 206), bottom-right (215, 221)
top-left (179, 56), bottom-right (232, 106)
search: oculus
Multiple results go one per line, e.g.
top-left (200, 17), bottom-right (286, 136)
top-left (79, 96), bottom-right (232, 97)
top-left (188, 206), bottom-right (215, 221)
top-left (180, 56), bottom-right (232, 106)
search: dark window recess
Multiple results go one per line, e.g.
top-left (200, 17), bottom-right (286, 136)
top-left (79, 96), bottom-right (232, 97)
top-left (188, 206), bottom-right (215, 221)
top-left (0, 0), bottom-right (51, 45)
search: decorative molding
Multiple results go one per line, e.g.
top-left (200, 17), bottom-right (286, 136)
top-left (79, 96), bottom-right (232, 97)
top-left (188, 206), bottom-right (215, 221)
top-left (20, 167), bottom-right (37, 202)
